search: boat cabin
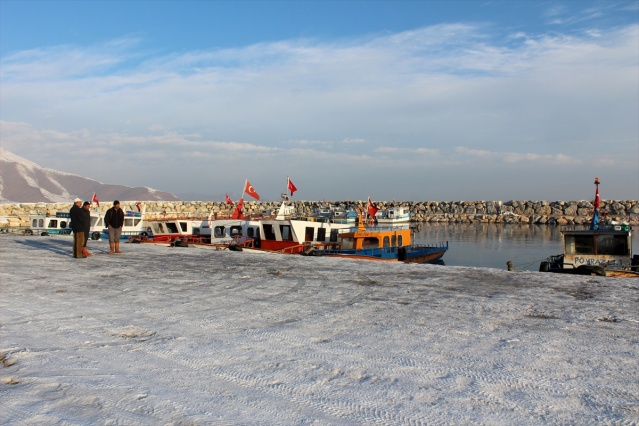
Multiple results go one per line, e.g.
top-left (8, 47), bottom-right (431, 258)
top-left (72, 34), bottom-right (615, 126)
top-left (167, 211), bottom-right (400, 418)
top-left (560, 226), bottom-right (633, 269)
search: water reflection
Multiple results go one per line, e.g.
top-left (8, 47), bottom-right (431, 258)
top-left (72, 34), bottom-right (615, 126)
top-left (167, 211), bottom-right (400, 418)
top-left (413, 223), bottom-right (562, 271)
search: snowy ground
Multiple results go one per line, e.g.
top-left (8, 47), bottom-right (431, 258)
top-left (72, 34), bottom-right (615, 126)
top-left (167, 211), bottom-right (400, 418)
top-left (1, 234), bottom-right (638, 425)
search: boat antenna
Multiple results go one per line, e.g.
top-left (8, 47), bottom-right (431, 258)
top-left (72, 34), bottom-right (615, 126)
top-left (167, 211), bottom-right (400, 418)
top-left (590, 177), bottom-right (600, 230)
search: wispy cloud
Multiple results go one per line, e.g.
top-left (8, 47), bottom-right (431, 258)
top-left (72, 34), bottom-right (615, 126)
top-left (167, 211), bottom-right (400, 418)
top-left (1, 21), bottom-right (637, 200)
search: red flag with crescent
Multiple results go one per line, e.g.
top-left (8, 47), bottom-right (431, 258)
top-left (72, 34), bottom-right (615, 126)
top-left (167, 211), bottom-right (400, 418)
top-left (244, 180), bottom-right (260, 200)
top-left (231, 198), bottom-right (245, 219)
top-left (287, 178), bottom-right (297, 196)
top-left (225, 193), bottom-right (234, 205)
top-left (91, 192), bottom-right (100, 207)
top-left (367, 197), bottom-right (378, 218)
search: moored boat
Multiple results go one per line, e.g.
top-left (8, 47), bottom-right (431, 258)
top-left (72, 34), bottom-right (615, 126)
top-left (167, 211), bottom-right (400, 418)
top-left (374, 205), bottom-right (411, 224)
top-left (539, 178), bottom-right (639, 277)
top-left (304, 216), bottom-right (448, 264)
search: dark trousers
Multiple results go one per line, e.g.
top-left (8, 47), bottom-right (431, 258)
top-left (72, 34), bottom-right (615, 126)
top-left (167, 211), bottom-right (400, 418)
top-left (73, 232), bottom-right (85, 258)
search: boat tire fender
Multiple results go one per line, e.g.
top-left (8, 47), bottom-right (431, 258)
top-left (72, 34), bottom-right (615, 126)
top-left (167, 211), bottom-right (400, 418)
top-left (398, 247), bottom-right (407, 261)
top-left (539, 261), bottom-right (549, 272)
top-left (91, 231), bottom-right (101, 240)
top-left (575, 265), bottom-right (606, 276)
top-left (26, 229), bottom-right (34, 235)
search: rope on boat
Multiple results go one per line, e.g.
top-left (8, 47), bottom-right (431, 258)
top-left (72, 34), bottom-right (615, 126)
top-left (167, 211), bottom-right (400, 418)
top-left (512, 258), bottom-right (548, 271)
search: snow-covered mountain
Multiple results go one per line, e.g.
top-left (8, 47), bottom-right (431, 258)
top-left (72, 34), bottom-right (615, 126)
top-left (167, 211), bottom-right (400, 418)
top-left (0, 149), bottom-right (180, 203)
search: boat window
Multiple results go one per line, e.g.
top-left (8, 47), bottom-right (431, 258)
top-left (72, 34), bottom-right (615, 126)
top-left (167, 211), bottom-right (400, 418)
top-left (596, 235), bottom-right (629, 256)
top-left (124, 218), bottom-right (134, 227)
top-left (133, 218), bottom-right (142, 226)
top-left (391, 235), bottom-right (397, 246)
top-left (263, 224), bottom-right (276, 240)
top-left (398, 235), bottom-right (403, 246)
top-left (179, 222), bottom-right (188, 232)
top-left (280, 225), bottom-right (293, 241)
top-left (32, 219), bottom-right (37, 227)
top-left (341, 237), bottom-right (355, 249)
top-left (362, 237), bottom-right (379, 249)
top-left (570, 235), bottom-right (595, 254)
top-left (91, 217), bottom-right (99, 226)
top-left (230, 226), bottom-right (242, 237)
top-left (305, 227), bottom-right (314, 242)
top-left (193, 227), bottom-right (201, 235)
top-left (50, 220), bottom-right (58, 228)
top-left (166, 223), bottom-right (179, 233)
top-left (383, 236), bottom-right (390, 247)
top-left (330, 229), bottom-right (339, 242)
top-left (247, 227), bottom-right (255, 238)
top-left (317, 228), bottom-right (326, 242)
top-left (214, 226), bottom-right (225, 238)
top-left (60, 221), bottom-right (67, 228)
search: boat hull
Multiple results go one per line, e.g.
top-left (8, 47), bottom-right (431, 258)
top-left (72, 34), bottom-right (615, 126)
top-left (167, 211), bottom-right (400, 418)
top-left (311, 245), bottom-right (448, 264)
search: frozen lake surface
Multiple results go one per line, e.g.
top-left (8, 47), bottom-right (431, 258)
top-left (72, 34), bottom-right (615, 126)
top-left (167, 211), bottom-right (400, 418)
top-left (1, 234), bottom-right (638, 425)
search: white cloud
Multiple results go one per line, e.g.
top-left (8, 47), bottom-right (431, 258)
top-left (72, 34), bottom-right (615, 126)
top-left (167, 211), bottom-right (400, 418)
top-left (1, 22), bottom-right (637, 201)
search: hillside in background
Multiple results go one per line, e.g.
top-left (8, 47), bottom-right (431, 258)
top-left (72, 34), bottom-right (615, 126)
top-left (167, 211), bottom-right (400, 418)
top-left (0, 149), bottom-right (180, 203)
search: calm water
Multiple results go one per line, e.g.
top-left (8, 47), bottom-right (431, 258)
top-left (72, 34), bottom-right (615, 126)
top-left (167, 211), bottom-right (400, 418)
top-left (412, 223), bottom-right (639, 271)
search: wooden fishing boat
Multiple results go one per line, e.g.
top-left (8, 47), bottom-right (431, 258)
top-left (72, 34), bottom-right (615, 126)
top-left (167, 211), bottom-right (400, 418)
top-left (539, 178), bottom-right (638, 277)
top-left (303, 218), bottom-right (448, 264)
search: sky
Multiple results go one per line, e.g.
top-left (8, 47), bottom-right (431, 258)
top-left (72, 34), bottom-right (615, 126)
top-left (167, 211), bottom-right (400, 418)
top-left (1, 0), bottom-right (638, 202)
top-left (1, 234), bottom-right (638, 424)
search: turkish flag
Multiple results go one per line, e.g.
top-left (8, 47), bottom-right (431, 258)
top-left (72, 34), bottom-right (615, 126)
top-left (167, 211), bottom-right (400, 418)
top-left (367, 197), bottom-right (378, 218)
top-left (225, 193), bottom-right (234, 205)
top-left (91, 193), bottom-right (100, 207)
top-left (231, 198), bottom-right (245, 219)
top-left (287, 178), bottom-right (297, 196)
top-left (244, 180), bottom-right (260, 200)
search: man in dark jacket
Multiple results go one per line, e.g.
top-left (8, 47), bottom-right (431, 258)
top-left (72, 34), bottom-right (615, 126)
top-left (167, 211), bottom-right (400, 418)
top-left (69, 198), bottom-right (86, 258)
top-left (81, 201), bottom-right (93, 257)
top-left (104, 200), bottom-right (125, 254)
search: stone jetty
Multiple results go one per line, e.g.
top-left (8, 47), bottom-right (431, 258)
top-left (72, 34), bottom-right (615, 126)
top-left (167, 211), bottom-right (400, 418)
top-left (1, 199), bottom-right (638, 229)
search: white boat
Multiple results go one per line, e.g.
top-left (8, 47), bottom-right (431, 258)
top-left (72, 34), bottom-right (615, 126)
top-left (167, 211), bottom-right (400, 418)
top-left (244, 200), bottom-right (355, 254)
top-left (141, 213), bottom-right (261, 248)
top-left (28, 211), bottom-right (103, 238)
top-left (374, 206), bottom-right (411, 224)
top-left (27, 212), bottom-right (74, 236)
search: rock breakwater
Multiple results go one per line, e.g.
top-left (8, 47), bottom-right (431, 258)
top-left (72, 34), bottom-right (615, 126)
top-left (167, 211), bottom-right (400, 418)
top-left (2, 199), bottom-right (638, 228)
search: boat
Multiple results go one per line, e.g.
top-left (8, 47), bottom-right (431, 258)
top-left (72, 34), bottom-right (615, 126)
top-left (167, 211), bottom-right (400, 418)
top-left (374, 205), bottom-right (411, 224)
top-left (27, 212), bottom-right (74, 236)
top-left (243, 198), bottom-right (355, 254)
top-left (310, 204), bottom-right (358, 224)
top-left (303, 216), bottom-right (448, 264)
top-left (137, 213), bottom-right (261, 248)
top-left (100, 208), bottom-right (149, 241)
top-left (539, 178), bottom-right (639, 277)
top-left (28, 211), bottom-right (104, 238)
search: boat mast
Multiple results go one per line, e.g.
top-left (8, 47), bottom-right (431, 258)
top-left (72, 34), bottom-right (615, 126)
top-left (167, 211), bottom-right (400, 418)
top-left (590, 177), bottom-right (600, 231)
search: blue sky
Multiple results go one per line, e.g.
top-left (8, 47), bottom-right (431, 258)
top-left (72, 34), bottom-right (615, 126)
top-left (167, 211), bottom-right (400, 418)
top-left (1, 0), bottom-right (638, 202)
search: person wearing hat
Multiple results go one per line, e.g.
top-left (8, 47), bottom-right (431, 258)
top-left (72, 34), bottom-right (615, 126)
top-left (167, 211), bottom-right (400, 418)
top-left (81, 201), bottom-right (93, 257)
top-left (104, 200), bottom-right (125, 254)
top-left (69, 198), bottom-right (87, 258)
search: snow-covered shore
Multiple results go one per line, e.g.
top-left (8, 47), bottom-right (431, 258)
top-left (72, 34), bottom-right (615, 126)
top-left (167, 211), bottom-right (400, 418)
top-left (1, 234), bottom-right (638, 425)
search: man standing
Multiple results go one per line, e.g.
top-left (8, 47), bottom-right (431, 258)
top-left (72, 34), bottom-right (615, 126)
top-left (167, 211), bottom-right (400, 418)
top-left (69, 198), bottom-right (86, 258)
top-left (104, 200), bottom-right (125, 254)
top-left (81, 201), bottom-right (93, 257)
